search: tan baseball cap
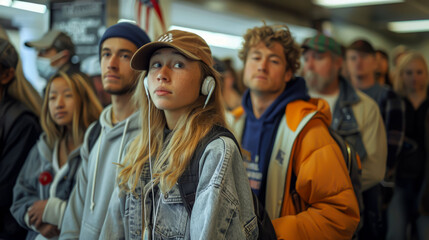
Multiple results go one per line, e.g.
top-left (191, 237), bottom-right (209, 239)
top-left (131, 29), bottom-right (213, 71)
top-left (25, 30), bottom-right (64, 50)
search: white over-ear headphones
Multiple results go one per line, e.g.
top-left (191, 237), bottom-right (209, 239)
top-left (201, 76), bottom-right (215, 109)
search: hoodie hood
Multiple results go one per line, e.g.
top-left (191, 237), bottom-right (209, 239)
top-left (37, 133), bottom-right (53, 162)
top-left (241, 76), bottom-right (310, 200)
top-left (36, 132), bottom-right (82, 165)
top-left (242, 77), bottom-right (310, 123)
top-left (98, 105), bottom-right (141, 140)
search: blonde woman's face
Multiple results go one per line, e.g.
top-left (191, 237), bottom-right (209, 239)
top-left (48, 77), bottom-right (76, 127)
top-left (147, 48), bottom-right (201, 119)
top-left (402, 59), bottom-right (428, 93)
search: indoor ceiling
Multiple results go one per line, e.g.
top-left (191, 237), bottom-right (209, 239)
top-left (1, 0), bottom-right (428, 45)
top-left (180, 0), bottom-right (429, 45)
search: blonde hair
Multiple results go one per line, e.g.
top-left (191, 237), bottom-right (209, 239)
top-left (8, 61), bottom-right (43, 117)
top-left (118, 61), bottom-right (227, 194)
top-left (0, 36), bottom-right (42, 117)
top-left (41, 71), bottom-right (103, 148)
top-left (239, 23), bottom-right (301, 74)
top-left (393, 52), bottom-right (429, 97)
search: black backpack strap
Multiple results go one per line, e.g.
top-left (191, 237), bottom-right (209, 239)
top-left (328, 128), bottom-right (351, 171)
top-left (178, 125), bottom-right (238, 215)
top-left (87, 121), bottom-right (101, 152)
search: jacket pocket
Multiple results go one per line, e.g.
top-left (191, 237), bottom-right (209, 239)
top-left (244, 216), bottom-right (258, 239)
top-left (152, 186), bottom-right (187, 239)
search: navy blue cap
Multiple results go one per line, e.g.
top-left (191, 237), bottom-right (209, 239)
top-left (98, 22), bottom-right (151, 55)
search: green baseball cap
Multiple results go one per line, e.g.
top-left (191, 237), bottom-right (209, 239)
top-left (302, 34), bottom-right (342, 56)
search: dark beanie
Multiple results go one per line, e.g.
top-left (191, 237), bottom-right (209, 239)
top-left (98, 22), bottom-right (151, 55)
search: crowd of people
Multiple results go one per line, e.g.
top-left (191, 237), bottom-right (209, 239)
top-left (0, 19), bottom-right (428, 240)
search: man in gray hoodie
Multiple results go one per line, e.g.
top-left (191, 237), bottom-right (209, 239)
top-left (60, 22), bottom-right (150, 239)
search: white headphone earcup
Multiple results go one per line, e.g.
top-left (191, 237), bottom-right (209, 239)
top-left (202, 76), bottom-right (215, 108)
top-left (201, 76), bottom-right (215, 96)
top-left (144, 77), bottom-right (149, 97)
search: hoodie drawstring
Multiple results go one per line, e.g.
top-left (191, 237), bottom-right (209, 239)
top-left (90, 127), bottom-right (104, 212)
top-left (90, 119), bottom-right (130, 212)
top-left (117, 119), bottom-right (130, 163)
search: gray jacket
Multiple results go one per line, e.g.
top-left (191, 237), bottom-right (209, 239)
top-left (102, 136), bottom-right (258, 240)
top-left (11, 133), bottom-right (81, 240)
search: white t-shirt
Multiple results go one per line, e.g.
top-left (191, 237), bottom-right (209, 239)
top-left (309, 90), bottom-right (340, 116)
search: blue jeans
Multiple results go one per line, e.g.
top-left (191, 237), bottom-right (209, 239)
top-left (387, 180), bottom-right (427, 240)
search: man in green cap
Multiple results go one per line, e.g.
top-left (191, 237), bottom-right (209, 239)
top-left (302, 33), bottom-right (388, 236)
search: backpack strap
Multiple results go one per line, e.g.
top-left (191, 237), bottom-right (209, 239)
top-left (87, 121), bottom-right (101, 152)
top-left (177, 125), bottom-right (239, 215)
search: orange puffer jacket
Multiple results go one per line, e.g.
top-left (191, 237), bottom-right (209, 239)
top-left (230, 98), bottom-right (360, 240)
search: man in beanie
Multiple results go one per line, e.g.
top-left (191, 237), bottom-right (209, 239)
top-left (229, 24), bottom-right (360, 239)
top-left (302, 34), bottom-right (388, 236)
top-left (25, 31), bottom-right (82, 88)
top-left (346, 39), bottom-right (405, 239)
top-left (60, 22), bottom-right (150, 239)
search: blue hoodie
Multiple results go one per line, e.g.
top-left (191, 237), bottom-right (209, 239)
top-left (241, 77), bottom-right (309, 203)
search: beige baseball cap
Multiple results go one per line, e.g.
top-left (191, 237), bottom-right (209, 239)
top-left (131, 29), bottom-right (213, 71)
top-left (25, 30), bottom-right (63, 50)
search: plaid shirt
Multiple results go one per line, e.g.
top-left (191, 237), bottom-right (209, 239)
top-left (362, 83), bottom-right (405, 171)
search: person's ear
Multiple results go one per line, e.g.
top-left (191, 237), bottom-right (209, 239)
top-left (0, 68), bottom-right (15, 85)
top-left (284, 69), bottom-right (293, 83)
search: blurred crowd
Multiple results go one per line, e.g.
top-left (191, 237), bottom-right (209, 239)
top-left (0, 20), bottom-right (428, 240)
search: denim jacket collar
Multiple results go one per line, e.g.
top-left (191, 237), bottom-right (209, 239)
top-left (336, 76), bottom-right (360, 108)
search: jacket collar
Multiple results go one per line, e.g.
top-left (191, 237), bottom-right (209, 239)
top-left (337, 76), bottom-right (360, 107)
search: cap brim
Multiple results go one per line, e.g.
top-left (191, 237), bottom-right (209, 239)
top-left (131, 42), bottom-right (201, 71)
top-left (24, 40), bottom-right (52, 50)
top-left (24, 30), bottom-right (62, 50)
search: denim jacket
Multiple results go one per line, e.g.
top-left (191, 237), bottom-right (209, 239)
top-left (331, 77), bottom-right (367, 160)
top-left (104, 136), bottom-right (258, 240)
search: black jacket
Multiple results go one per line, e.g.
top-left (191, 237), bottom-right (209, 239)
top-left (0, 91), bottom-right (41, 240)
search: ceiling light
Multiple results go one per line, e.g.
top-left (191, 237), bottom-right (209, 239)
top-left (0, 0), bottom-right (11, 7)
top-left (388, 20), bottom-right (429, 33)
top-left (169, 25), bottom-right (242, 50)
top-left (10, 0), bottom-right (46, 13)
top-left (313, 0), bottom-right (403, 8)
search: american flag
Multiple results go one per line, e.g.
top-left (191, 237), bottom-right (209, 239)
top-left (136, 0), bottom-right (167, 36)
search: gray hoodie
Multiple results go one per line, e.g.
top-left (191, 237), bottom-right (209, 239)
top-left (60, 105), bottom-right (140, 240)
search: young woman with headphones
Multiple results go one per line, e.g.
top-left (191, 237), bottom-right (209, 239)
top-left (112, 30), bottom-right (258, 239)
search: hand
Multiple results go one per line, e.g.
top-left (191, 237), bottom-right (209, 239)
top-left (28, 200), bottom-right (48, 228)
top-left (37, 223), bottom-right (60, 238)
